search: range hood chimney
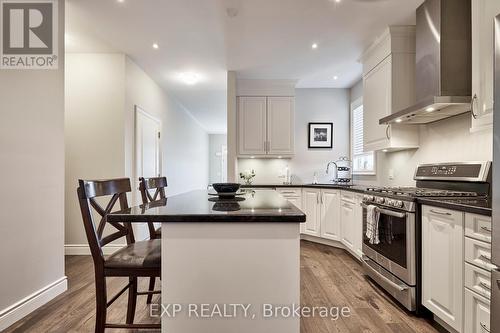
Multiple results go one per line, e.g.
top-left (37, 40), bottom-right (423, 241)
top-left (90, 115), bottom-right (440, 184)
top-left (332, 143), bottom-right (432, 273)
top-left (380, 0), bottom-right (471, 125)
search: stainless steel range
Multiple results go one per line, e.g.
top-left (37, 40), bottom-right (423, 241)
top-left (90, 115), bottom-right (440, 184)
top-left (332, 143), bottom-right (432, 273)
top-left (361, 162), bottom-right (491, 312)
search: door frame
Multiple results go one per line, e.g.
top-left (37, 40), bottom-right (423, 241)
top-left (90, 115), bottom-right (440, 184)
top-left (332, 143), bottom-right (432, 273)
top-left (134, 105), bottom-right (162, 197)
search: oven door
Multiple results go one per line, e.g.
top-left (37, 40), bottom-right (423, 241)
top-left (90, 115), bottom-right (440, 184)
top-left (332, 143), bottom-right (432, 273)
top-left (362, 204), bottom-right (416, 286)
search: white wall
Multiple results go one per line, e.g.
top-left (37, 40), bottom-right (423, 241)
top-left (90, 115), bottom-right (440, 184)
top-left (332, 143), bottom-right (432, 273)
top-left (124, 58), bottom-right (209, 197)
top-left (65, 53), bottom-right (126, 246)
top-left (0, 0), bottom-right (66, 328)
top-left (209, 134), bottom-right (227, 184)
top-left (65, 53), bottom-right (209, 248)
top-left (378, 114), bottom-right (493, 186)
top-left (349, 80), bottom-right (493, 186)
top-left (237, 88), bottom-right (350, 184)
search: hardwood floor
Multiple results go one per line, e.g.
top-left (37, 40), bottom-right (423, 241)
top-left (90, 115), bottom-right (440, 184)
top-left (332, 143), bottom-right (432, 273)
top-left (4, 241), bottom-right (442, 333)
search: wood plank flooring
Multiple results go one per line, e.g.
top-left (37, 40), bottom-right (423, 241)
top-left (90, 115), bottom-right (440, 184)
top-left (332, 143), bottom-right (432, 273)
top-left (4, 241), bottom-right (442, 333)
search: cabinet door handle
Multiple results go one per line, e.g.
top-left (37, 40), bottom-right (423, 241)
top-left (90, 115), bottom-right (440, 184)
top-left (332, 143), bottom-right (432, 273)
top-left (430, 209), bottom-right (452, 216)
top-left (479, 281), bottom-right (491, 291)
top-left (471, 93), bottom-right (478, 119)
top-left (316, 192), bottom-right (319, 204)
top-left (480, 322), bottom-right (490, 333)
top-left (481, 226), bottom-right (492, 232)
top-left (321, 192), bottom-right (324, 204)
top-left (385, 125), bottom-right (391, 140)
top-left (479, 254), bottom-right (492, 263)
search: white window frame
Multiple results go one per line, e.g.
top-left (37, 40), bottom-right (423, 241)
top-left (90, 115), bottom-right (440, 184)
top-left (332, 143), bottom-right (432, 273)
top-left (351, 98), bottom-right (376, 175)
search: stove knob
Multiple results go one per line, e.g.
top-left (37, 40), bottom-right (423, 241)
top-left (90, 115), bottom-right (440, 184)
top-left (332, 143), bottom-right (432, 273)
top-left (394, 200), bottom-right (403, 208)
top-left (363, 195), bottom-right (374, 202)
top-left (375, 197), bottom-right (385, 204)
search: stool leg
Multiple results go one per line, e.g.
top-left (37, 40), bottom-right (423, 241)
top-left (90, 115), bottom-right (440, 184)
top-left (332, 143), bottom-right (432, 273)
top-left (146, 277), bottom-right (156, 304)
top-left (95, 276), bottom-right (107, 333)
top-left (126, 277), bottom-right (137, 324)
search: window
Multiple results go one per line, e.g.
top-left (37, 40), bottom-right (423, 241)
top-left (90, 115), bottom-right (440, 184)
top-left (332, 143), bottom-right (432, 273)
top-left (351, 103), bottom-right (375, 175)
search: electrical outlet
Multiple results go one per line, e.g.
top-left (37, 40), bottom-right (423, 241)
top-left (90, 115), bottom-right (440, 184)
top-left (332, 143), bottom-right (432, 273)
top-left (388, 169), bottom-right (394, 180)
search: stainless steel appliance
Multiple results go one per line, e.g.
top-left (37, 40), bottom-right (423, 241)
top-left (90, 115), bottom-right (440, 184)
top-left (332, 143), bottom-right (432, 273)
top-left (491, 13), bottom-right (500, 333)
top-left (361, 162), bottom-right (491, 312)
top-left (380, 0), bottom-right (472, 125)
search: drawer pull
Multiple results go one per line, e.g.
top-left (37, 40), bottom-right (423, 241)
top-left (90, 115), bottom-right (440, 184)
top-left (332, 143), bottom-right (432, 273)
top-left (430, 209), bottom-right (452, 216)
top-left (480, 322), bottom-right (490, 333)
top-left (480, 226), bottom-right (492, 232)
top-left (479, 281), bottom-right (491, 291)
top-left (479, 254), bottom-right (492, 263)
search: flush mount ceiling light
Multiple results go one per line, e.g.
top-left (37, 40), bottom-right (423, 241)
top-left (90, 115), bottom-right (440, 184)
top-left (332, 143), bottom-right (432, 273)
top-left (311, 43), bottom-right (318, 49)
top-left (117, 0), bottom-right (124, 3)
top-left (152, 43), bottom-right (159, 49)
top-left (178, 72), bottom-right (202, 85)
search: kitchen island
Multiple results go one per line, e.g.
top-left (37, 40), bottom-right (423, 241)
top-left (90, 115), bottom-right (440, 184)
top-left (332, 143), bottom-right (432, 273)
top-left (108, 189), bottom-right (306, 333)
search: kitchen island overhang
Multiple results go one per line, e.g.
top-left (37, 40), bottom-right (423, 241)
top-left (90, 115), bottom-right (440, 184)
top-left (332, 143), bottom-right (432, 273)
top-left (108, 189), bottom-right (305, 333)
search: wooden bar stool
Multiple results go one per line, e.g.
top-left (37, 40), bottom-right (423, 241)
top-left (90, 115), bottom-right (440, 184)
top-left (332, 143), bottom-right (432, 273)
top-left (77, 178), bottom-right (161, 332)
top-left (138, 176), bottom-right (167, 304)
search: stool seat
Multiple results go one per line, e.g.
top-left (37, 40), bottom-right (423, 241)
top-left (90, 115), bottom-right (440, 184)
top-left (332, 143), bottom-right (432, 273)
top-left (106, 239), bottom-right (161, 269)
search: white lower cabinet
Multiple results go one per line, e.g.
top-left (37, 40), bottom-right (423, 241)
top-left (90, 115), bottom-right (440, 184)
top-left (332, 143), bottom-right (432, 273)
top-left (353, 194), bottom-right (364, 258)
top-left (299, 188), bottom-right (363, 260)
top-left (320, 189), bottom-right (341, 241)
top-left (340, 192), bottom-right (364, 259)
top-left (422, 206), bottom-right (464, 332)
top-left (464, 288), bottom-right (491, 333)
top-left (340, 199), bottom-right (355, 251)
top-left (277, 188), bottom-right (303, 233)
top-left (302, 188), bottom-right (321, 237)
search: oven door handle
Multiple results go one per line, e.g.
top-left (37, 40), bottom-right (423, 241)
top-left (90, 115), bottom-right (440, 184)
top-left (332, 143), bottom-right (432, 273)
top-left (363, 257), bottom-right (409, 291)
top-left (361, 203), bottom-right (407, 218)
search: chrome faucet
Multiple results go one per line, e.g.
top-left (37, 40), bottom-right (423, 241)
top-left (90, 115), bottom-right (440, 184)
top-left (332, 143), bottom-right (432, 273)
top-left (326, 161), bottom-right (338, 183)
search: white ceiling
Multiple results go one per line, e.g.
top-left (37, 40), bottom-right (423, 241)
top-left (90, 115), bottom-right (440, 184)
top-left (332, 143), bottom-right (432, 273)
top-left (66, 0), bottom-right (424, 133)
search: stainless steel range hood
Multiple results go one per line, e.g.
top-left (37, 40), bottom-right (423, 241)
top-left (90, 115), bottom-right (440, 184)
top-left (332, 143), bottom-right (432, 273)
top-left (380, 0), bottom-right (472, 125)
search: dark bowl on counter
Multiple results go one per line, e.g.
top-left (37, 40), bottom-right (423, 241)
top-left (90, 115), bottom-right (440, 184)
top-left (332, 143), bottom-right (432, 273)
top-left (212, 183), bottom-right (241, 194)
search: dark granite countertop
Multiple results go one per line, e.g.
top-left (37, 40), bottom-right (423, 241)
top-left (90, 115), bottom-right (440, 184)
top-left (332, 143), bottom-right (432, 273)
top-left (241, 184), bottom-right (369, 193)
top-left (107, 189), bottom-right (306, 223)
top-left (417, 197), bottom-right (492, 216)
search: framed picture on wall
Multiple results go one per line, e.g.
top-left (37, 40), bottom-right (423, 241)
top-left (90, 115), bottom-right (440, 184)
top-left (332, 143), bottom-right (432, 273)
top-left (308, 122), bottom-right (333, 148)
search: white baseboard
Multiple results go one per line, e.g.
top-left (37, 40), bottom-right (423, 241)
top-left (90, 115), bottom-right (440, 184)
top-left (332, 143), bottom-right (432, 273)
top-left (65, 244), bottom-right (125, 255)
top-left (0, 276), bottom-right (67, 331)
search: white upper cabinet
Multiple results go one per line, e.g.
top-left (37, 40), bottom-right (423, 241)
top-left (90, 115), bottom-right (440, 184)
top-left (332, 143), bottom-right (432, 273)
top-left (360, 26), bottom-right (419, 152)
top-left (471, 0), bottom-right (500, 131)
top-left (267, 97), bottom-right (294, 155)
top-left (237, 97), bottom-right (267, 155)
top-left (237, 96), bottom-right (294, 156)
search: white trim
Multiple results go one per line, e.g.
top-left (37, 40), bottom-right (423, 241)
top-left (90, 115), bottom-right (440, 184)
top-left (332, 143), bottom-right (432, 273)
top-left (64, 244), bottom-right (125, 255)
top-left (0, 276), bottom-right (67, 331)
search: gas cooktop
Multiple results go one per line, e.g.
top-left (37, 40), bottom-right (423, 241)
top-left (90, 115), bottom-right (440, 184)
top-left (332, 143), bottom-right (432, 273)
top-left (365, 186), bottom-right (481, 198)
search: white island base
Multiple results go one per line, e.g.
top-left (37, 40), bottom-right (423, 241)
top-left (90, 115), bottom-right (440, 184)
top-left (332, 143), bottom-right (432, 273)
top-left (161, 222), bottom-right (301, 333)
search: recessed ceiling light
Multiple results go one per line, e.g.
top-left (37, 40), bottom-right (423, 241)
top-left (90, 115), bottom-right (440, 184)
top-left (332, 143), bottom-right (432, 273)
top-left (178, 72), bottom-right (201, 85)
top-left (395, 118), bottom-right (403, 123)
top-left (152, 43), bottom-right (159, 49)
top-left (425, 107), bottom-right (435, 112)
top-left (335, 0), bottom-right (341, 3)
top-left (333, 75), bottom-right (338, 80)
top-left (311, 43), bottom-right (318, 49)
